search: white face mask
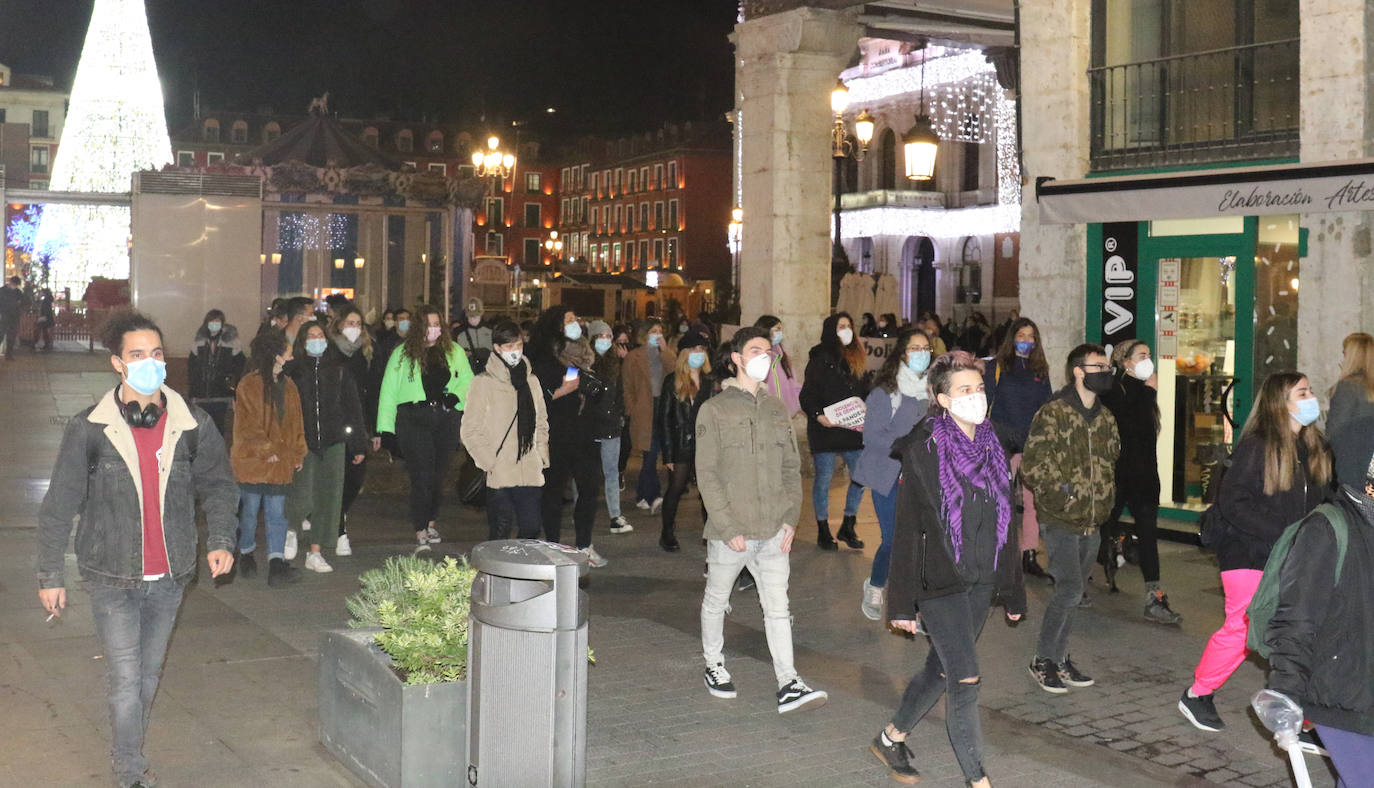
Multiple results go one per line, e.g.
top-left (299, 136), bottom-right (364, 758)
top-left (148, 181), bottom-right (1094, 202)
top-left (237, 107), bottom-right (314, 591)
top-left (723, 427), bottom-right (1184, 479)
top-left (500, 350), bottom-right (522, 367)
top-left (744, 353), bottom-right (771, 382)
top-left (1133, 358), bottom-right (1154, 380)
top-left (836, 327), bottom-right (854, 346)
top-left (947, 392), bottom-right (988, 426)
top-left (341, 326), bottom-right (362, 343)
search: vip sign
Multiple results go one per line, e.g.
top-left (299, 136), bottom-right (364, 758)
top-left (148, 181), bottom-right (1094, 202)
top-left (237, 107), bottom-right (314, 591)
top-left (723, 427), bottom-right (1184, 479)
top-left (1101, 222), bottom-right (1139, 352)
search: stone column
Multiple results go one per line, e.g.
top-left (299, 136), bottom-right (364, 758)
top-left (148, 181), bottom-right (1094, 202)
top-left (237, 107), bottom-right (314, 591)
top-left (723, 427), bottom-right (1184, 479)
top-left (735, 6), bottom-right (860, 352)
top-left (1299, 0), bottom-right (1374, 398)
top-left (1017, 0), bottom-right (1092, 372)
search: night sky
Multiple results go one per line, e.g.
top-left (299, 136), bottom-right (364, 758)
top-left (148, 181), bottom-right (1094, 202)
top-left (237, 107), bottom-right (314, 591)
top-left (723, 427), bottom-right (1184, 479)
top-left (1, 0), bottom-right (740, 136)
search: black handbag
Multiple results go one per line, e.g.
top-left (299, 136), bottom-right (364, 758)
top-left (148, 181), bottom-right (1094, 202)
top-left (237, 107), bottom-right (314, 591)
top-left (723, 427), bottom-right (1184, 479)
top-left (457, 411), bottom-right (519, 508)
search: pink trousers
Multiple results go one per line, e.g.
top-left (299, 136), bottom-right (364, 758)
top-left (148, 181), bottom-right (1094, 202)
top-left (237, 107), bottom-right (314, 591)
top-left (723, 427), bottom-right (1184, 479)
top-left (1009, 453), bottom-right (1040, 551)
top-left (1191, 569), bottom-right (1263, 696)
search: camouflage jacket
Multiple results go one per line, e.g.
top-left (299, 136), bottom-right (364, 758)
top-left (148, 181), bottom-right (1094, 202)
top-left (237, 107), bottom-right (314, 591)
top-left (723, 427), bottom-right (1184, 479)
top-left (1022, 388), bottom-right (1121, 534)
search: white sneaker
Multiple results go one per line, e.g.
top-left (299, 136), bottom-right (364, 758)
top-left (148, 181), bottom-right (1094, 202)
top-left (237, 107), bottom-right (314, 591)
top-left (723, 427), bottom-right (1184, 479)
top-left (861, 579), bottom-right (885, 621)
top-left (301, 518), bottom-right (312, 532)
top-left (283, 530), bottom-right (298, 560)
top-left (635, 499), bottom-right (651, 511)
top-left (608, 516), bottom-right (633, 534)
top-left (581, 545), bottom-right (608, 568)
top-left (304, 551), bottom-right (333, 573)
top-left (425, 526), bottom-right (442, 544)
top-left (335, 533), bottom-right (352, 556)
top-left (650, 497), bottom-right (664, 515)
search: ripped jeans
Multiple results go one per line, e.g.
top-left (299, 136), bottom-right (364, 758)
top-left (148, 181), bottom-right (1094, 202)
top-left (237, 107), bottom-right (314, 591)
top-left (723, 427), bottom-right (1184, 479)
top-left (700, 528), bottom-right (796, 688)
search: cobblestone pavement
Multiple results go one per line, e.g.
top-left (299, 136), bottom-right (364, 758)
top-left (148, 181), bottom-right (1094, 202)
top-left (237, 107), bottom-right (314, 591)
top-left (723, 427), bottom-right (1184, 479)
top-left (0, 352), bottom-right (1338, 786)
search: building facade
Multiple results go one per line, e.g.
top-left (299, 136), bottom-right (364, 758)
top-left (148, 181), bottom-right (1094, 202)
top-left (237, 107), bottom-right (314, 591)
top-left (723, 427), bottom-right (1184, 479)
top-left (0, 63), bottom-right (67, 190)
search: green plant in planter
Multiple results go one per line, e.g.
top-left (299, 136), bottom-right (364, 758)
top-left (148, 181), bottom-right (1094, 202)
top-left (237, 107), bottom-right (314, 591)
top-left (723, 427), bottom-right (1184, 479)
top-left (346, 555), bottom-right (477, 686)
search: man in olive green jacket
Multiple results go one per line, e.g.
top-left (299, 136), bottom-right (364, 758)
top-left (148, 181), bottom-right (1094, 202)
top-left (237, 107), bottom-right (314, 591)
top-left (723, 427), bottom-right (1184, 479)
top-left (695, 327), bottom-right (827, 714)
top-left (1022, 342), bottom-right (1121, 694)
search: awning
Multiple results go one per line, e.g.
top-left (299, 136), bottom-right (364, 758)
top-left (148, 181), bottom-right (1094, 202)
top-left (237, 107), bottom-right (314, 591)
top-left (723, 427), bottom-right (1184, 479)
top-left (1036, 158), bottom-right (1374, 224)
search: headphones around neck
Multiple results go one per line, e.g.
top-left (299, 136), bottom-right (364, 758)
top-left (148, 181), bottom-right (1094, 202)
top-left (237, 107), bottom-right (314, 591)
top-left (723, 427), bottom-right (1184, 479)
top-left (118, 388), bottom-right (165, 429)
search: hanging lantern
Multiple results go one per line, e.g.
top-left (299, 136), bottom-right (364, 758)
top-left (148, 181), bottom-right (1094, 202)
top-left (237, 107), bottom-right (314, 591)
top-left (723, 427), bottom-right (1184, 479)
top-left (903, 114), bottom-right (939, 181)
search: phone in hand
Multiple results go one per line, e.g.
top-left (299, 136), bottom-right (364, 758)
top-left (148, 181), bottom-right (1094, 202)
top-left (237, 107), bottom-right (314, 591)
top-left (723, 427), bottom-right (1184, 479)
top-left (565, 366), bottom-right (580, 381)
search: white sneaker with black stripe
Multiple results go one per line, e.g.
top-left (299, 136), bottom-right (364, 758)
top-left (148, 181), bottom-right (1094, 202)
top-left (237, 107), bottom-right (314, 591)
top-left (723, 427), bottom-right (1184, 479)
top-left (704, 662), bottom-right (737, 699)
top-left (777, 678), bottom-right (827, 713)
top-left (608, 516), bottom-right (633, 534)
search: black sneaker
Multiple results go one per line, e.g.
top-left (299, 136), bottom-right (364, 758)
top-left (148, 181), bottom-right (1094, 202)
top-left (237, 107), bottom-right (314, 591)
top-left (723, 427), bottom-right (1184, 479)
top-left (1144, 590), bottom-right (1183, 625)
top-left (1057, 655), bottom-right (1094, 687)
top-left (703, 662), bottom-right (737, 699)
top-left (869, 732), bottom-right (920, 784)
top-left (1178, 689), bottom-right (1225, 731)
top-left (1028, 657), bottom-right (1068, 694)
top-left (267, 557), bottom-right (301, 587)
top-left (237, 552), bottom-right (257, 578)
top-left (1298, 728), bottom-right (1329, 757)
top-left (777, 678), bottom-right (828, 713)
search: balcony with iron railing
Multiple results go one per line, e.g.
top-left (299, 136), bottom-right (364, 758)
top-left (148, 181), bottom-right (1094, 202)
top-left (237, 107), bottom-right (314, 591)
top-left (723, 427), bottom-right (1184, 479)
top-left (1089, 38), bottom-right (1299, 172)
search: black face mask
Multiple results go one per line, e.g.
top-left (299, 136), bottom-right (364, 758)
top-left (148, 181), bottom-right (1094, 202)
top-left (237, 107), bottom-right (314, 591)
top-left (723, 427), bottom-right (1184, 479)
top-left (1083, 370), bottom-right (1115, 394)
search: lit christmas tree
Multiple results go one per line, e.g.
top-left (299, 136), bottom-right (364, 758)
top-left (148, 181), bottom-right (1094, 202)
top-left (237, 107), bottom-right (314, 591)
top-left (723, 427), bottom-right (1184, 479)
top-left (37, 0), bottom-right (171, 296)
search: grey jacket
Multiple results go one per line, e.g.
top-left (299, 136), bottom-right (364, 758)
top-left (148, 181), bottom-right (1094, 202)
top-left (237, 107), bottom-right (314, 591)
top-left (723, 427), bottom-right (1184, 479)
top-left (695, 380), bottom-right (802, 541)
top-left (1328, 376), bottom-right (1374, 487)
top-left (852, 386), bottom-right (926, 496)
top-left (38, 387), bottom-right (241, 590)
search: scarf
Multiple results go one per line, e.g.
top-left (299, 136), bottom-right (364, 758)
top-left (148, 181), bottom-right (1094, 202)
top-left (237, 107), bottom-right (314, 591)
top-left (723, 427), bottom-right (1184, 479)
top-left (896, 364), bottom-right (929, 400)
top-left (928, 411), bottom-right (1012, 567)
top-left (558, 338), bottom-right (595, 371)
top-left (501, 355), bottom-right (537, 460)
top-left (332, 332), bottom-right (370, 361)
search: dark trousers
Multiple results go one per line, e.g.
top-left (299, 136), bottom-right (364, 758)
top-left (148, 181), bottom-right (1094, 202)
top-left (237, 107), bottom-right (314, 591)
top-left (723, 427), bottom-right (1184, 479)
top-left (890, 582), bottom-right (996, 783)
top-left (661, 458), bottom-right (705, 537)
top-left (340, 455), bottom-right (367, 535)
top-left (194, 399), bottom-right (232, 437)
top-left (618, 421), bottom-right (632, 473)
top-left (395, 406), bottom-right (462, 534)
top-left (487, 486), bottom-right (543, 540)
top-left (1037, 527), bottom-right (1100, 662)
top-left (1102, 488), bottom-right (1161, 584)
top-left (542, 437), bottom-right (602, 549)
top-left (1, 317), bottom-right (18, 358)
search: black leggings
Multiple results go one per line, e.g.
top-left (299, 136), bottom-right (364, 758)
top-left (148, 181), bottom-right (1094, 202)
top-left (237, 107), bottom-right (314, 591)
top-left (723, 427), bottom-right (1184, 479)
top-left (541, 438), bottom-right (602, 549)
top-left (339, 455), bottom-right (366, 535)
top-left (661, 459), bottom-right (705, 536)
top-left (1102, 487), bottom-right (1161, 584)
top-left (395, 406), bottom-right (462, 534)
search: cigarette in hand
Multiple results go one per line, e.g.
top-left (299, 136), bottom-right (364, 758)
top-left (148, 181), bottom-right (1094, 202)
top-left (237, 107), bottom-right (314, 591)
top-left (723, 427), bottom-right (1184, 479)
top-left (45, 612), bottom-right (57, 622)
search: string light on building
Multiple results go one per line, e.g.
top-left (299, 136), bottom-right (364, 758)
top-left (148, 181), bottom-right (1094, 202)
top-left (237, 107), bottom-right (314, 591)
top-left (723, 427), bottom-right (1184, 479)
top-left (995, 92), bottom-right (1021, 207)
top-left (36, 0), bottom-right (173, 295)
top-left (836, 203), bottom-right (1020, 241)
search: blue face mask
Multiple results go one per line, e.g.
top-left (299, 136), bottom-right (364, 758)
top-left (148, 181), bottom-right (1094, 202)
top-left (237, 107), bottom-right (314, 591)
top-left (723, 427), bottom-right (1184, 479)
top-left (123, 357), bottom-right (167, 397)
top-left (594, 337), bottom-right (613, 355)
top-left (305, 337), bottom-right (328, 357)
top-left (1015, 340), bottom-right (1035, 356)
top-left (906, 349), bottom-right (931, 375)
top-left (1293, 396), bottom-right (1321, 426)
top-left (564, 322), bottom-right (583, 341)
top-left (648, 334), bottom-right (661, 347)
top-left (687, 351), bottom-right (707, 369)
top-left (771, 330), bottom-right (784, 346)
top-left (396, 319), bottom-right (411, 335)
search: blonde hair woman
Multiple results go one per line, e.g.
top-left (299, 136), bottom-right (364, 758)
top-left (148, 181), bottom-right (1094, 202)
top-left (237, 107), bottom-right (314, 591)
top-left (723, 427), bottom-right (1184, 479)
top-left (1328, 332), bottom-right (1374, 486)
top-left (654, 331), bottom-right (717, 551)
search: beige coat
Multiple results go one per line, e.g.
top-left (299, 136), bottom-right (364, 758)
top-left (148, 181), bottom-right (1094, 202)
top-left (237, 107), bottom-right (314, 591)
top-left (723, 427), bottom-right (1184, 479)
top-left (622, 344), bottom-right (675, 454)
top-left (460, 357), bottom-right (549, 489)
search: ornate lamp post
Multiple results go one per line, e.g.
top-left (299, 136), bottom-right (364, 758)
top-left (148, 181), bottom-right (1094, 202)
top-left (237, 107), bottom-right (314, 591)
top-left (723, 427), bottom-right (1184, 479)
top-left (544, 230), bottom-right (563, 269)
top-left (727, 206), bottom-right (742, 316)
top-left (829, 80), bottom-right (874, 306)
top-left (471, 135), bottom-right (516, 180)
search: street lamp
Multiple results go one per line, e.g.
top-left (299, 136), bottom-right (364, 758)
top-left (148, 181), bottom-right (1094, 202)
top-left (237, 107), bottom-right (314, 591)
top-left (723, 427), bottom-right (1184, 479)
top-left (544, 230), bottom-right (563, 267)
top-left (727, 207), bottom-right (742, 314)
top-left (471, 135), bottom-right (515, 180)
top-left (830, 80), bottom-right (875, 306)
top-left (903, 52), bottom-right (940, 181)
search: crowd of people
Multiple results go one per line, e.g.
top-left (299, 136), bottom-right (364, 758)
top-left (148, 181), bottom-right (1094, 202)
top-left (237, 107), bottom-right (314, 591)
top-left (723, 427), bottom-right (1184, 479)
top-left (30, 293), bottom-right (1374, 787)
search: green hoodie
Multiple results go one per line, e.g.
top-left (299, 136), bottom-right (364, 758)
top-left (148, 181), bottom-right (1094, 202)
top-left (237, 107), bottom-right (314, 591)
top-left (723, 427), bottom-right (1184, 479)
top-left (375, 343), bottom-right (474, 434)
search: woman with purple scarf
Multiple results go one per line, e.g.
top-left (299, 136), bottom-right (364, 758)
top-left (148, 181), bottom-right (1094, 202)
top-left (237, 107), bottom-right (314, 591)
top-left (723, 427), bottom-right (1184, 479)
top-left (868, 351), bottom-right (1026, 788)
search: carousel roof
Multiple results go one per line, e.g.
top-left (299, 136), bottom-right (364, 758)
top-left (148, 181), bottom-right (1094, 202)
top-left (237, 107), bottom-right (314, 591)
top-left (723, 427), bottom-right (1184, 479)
top-left (240, 109), bottom-right (401, 170)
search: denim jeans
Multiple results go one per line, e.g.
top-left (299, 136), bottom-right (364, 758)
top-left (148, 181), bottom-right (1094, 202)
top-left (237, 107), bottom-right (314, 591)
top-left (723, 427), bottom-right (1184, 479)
top-left (237, 491), bottom-right (288, 558)
top-left (868, 483), bottom-right (899, 588)
top-left (1036, 527), bottom-right (1100, 662)
top-left (637, 409), bottom-right (662, 503)
top-left (701, 529), bottom-right (796, 687)
top-left (486, 485), bottom-right (543, 541)
top-left (890, 582), bottom-right (995, 783)
top-left (597, 436), bottom-right (622, 519)
top-left (87, 577), bottom-right (185, 787)
top-left (812, 450), bottom-right (863, 521)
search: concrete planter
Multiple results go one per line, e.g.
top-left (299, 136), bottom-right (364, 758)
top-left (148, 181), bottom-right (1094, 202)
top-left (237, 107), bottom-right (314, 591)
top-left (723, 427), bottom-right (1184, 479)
top-left (318, 628), bottom-right (467, 788)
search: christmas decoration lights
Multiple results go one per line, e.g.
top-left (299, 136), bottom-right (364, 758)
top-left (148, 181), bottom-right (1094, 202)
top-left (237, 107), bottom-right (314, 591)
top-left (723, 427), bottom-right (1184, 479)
top-left (995, 93), bottom-right (1021, 207)
top-left (36, 0), bottom-right (172, 295)
top-left (834, 203), bottom-right (1020, 241)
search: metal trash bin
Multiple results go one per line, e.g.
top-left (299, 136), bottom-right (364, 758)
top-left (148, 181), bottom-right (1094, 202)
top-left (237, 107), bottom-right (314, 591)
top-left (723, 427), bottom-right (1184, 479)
top-left (467, 539), bottom-right (589, 787)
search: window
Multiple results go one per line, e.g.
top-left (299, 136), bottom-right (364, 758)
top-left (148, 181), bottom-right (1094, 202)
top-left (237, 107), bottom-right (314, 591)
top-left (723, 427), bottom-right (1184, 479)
top-left (207, 152), bottom-right (225, 164)
top-left (600, 243), bottom-right (610, 266)
top-left (428, 163), bottom-right (447, 175)
top-left (202, 119), bottom-right (219, 142)
top-left (29, 180), bottom-right (47, 190)
top-left (231, 121), bottom-right (248, 144)
top-left (627, 170), bottom-right (637, 193)
top-left (582, 232), bottom-right (590, 259)
top-left (30, 146), bottom-right (48, 173)
top-left (613, 205), bottom-right (622, 233)
top-left (427, 131), bottom-right (444, 153)
top-left (31, 110), bottom-right (48, 138)
top-left (667, 237), bottom-right (679, 268)
top-left (591, 172), bottom-right (600, 196)
top-left (667, 160), bottom-right (678, 188)
top-left (177, 151), bottom-right (195, 167)
top-left (961, 142), bottom-right (980, 192)
top-left (654, 201), bottom-right (664, 230)
top-left (458, 164), bottom-right (475, 179)
top-left (363, 127), bottom-right (379, 149)
top-left (640, 202), bottom-right (650, 231)
top-left (264, 122), bottom-right (281, 142)
top-left (561, 198), bottom-right (570, 224)
top-left (626, 204), bottom-right (635, 232)
top-left (580, 165), bottom-right (589, 188)
top-left (486, 231), bottom-right (504, 256)
top-left (613, 242), bottom-right (623, 270)
top-left (396, 130), bottom-right (413, 153)
top-left (580, 197), bottom-right (588, 223)
top-left (652, 238), bottom-right (664, 267)
top-left (560, 168), bottom-right (570, 189)
top-left (640, 167), bottom-right (649, 190)
top-left (668, 199), bottom-right (679, 230)
top-left (524, 238), bottom-right (541, 266)
top-left (614, 168), bottom-right (623, 194)
top-left (639, 239), bottom-right (649, 267)
top-left (524, 202), bottom-right (541, 228)
top-left (486, 197), bottom-right (504, 227)
top-left (526, 171), bottom-right (542, 193)
top-left (591, 206), bottom-right (599, 233)
top-left (626, 241), bottom-right (636, 268)
top-left (880, 129), bottom-right (897, 191)
top-left (654, 163), bottom-right (664, 189)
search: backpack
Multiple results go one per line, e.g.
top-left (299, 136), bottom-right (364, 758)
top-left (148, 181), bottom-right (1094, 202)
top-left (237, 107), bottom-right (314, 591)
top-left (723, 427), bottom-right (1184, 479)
top-left (1245, 502), bottom-right (1350, 659)
top-left (1196, 448), bottom-right (1234, 548)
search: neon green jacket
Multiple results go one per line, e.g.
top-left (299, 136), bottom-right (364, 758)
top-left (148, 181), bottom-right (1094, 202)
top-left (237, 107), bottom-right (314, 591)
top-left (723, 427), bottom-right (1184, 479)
top-left (375, 343), bottom-right (474, 434)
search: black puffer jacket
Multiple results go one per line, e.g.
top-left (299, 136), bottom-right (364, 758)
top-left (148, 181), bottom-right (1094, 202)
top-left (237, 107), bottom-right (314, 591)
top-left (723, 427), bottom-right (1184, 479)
top-left (587, 351), bottom-right (626, 440)
top-left (286, 354), bottom-right (369, 456)
top-left (329, 342), bottom-right (377, 432)
top-left (1267, 489), bottom-right (1374, 735)
top-left (188, 324), bottom-right (245, 400)
top-left (656, 371), bottom-right (717, 465)
top-left (1215, 433), bottom-right (1328, 572)
top-left (1100, 372), bottom-right (1160, 501)
top-left (798, 314), bottom-right (868, 454)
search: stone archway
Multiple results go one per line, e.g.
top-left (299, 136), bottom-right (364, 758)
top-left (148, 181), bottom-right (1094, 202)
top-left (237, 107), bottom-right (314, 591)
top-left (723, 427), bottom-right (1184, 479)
top-left (900, 235), bottom-right (937, 321)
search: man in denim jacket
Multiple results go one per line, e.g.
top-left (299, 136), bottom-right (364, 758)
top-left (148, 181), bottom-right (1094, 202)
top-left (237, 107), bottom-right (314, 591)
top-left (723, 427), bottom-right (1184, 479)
top-left (37, 311), bottom-right (240, 788)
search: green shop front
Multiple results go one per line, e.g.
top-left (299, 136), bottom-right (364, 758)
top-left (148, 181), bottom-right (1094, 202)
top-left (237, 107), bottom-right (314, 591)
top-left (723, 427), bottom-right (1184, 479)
top-left (1037, 159), bottom-right (1374, 519)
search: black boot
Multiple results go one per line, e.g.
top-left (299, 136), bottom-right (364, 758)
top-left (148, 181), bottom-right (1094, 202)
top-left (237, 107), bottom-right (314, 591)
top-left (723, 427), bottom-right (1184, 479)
top-left (836, 515), bottom-right (865, 549)
top-left (238, 552), bottom-right (257, 578)
top-left (1023, 549), bottom-right (1054, 582)
top-left (817, 520), bottom-right (838, 551)
top-left (659, 529), bottom-right (680, 552)
top-left (268, 557), bottom-right (301, 587)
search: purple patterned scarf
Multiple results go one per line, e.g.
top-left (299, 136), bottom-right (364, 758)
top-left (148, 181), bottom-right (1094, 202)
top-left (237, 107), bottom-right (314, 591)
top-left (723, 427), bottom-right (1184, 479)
top-left (927, 411), bottom-right (1012, 567)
